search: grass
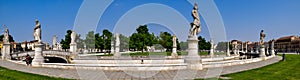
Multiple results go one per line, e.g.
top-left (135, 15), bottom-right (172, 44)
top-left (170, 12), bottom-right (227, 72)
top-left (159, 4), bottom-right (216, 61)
top-left (212, 54), bottom-right (300, 80)
top-left (0, 66), bottom-right (71, 80)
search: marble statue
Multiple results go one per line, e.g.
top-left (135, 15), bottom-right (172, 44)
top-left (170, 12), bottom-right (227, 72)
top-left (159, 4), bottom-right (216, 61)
top-left (172, 35), bottom-right (177, 47)
top-left (189, 3), bottom-right (201, 36)
top-left (34, 19), bottom-right (42, 43)
top-left (3, 26), bottom-right (9, 43)
top-left (115, 33), bottom-right (120, 47)
top-left (71, 31), bottom-right (76, 44)
top-left (260, 30), bottom-right (265, 45)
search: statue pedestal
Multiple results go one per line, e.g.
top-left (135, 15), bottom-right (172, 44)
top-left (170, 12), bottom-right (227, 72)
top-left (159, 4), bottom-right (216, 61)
top-left (271, 49), bottom-right (275, 57)
top-left (32, 43), bottom-right (44, 67)
top-left (171, 47), bottom-right (178, 58)
top-left (70, 43), bottom-right (77, 53)
top-left (1, 43), bottom-right (10, 60)
top-left (210, 48), bottom-right (214, 57)
top-left (260, 47), bottom-right (266, 60)
top-left (69, 43), bottom-right (77, 63)
top-left (184, 36), bottom-right (202, 70)
top-left (114, 45), bottom-right (121, 58)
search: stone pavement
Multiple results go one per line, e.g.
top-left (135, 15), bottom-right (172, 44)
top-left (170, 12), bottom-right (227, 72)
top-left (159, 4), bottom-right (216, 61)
top-left (0, 56), bottom-right (282, 80)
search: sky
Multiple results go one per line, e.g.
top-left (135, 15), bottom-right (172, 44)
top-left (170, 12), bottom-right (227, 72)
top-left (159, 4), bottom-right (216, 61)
top-left (1, 0), bottom-right (300, 44)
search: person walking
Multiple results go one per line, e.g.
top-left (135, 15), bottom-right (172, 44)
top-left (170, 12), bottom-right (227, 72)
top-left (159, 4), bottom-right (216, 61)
top-left (25, 54), bottom-right (32, 66)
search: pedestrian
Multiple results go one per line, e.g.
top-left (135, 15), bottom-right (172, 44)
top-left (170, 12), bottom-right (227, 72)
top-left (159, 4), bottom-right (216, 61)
top-left (25, 54), bottom-right (32, 66)
top-left (282, 53), bottom-right (286, 61)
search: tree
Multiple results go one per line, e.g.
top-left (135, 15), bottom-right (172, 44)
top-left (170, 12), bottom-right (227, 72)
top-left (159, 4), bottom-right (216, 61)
top-left (158, 32), bottom-right (173, 52)
top-left (102, 29), bottom-right (112, 53)
top-left (129, 25), bottom-right (155, 52)
top-left (198, 36), bottom-right (210, 50)
top-left (180, 41), bottom-right (188, 50)
top-left (0, 34), bottom-right (14, 42)
top-left (119, 34), bottom-right (129, 52)
top-left (60, 30), bottom-right (72, 50)
top-left (216, 42), bottom-right (228, 51)
top-left (85, 31), bottom-right (95, 50)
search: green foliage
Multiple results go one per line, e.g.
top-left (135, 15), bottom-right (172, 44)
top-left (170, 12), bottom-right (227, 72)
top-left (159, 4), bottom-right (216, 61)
top-left (180, 41), bottom-right (188, 50)
top-left (119, 34), bottom-right (129, 52)
top-left (216, 42), bottom-right (229, 51)
top-left (102, 29), bottom-right (112, 52)
top-left (60, 30), bottom-right (72, 50)
top-left (0, 34), bottom-right (15, 42)
top-left (85, 31), bottom-right (95, 49)
top-left (158, 32), bottom-right (173, 52)
top-left (198, 36), bottom-right (210, 50)
top-left (129, 25), bottom-right (156, 51)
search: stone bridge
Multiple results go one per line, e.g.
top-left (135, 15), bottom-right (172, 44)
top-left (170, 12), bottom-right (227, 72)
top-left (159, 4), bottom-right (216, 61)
top-left (11, 50), bottom-right (71, 63)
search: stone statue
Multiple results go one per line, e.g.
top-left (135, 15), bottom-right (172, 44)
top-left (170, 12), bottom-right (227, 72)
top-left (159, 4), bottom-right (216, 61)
top-left (52, 35), bottom-right (57, 46)
top-left (115, 33), bottom-right (120, 47)
top-left (71, 31), bottom-right (76, 44)
top-left (210, 39), bottom-right (214, 49)
top-left (260, 30), bottom-right (266, 45)
top-left (3, 26), bottom-right (9, 43)
top-left (189, 3), bottom-right (201, 36)
top-left (34, 19), bottom-right (42, 43)
top-left (173, 35), bottom-right (177, 47)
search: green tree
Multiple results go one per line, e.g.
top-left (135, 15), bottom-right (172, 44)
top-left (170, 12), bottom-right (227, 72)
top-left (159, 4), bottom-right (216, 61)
top-left (95, 33), bottom-right (102, 52)
top-left (119, 34), bottom-right (129, 52)
top-left (102, 29), bottom-right (112, 53)
top-left (198, 36), bottom-right (211, 50)
top-left (60, 30), bottom-right (72, 50)
top-left (216, 42), bottom-right (229, 51)
top-left (0, 34), bottom-right (15, 42)
top-left (129, 25), bottom-right (155, 52)
top-left (158, 32), bottom-right (173, 52)
top-left (180, 41), bottom-right (188, 50)
top-left (85, 31), bottom-right (95, 50)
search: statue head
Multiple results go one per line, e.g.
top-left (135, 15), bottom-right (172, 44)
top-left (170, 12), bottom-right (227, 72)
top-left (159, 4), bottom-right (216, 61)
top-left (261, 30), bottom-right (264, 33)
top-left (194, 3), bottom-right (198, 10)
top-left (35, 19), bottom-right (39, 24)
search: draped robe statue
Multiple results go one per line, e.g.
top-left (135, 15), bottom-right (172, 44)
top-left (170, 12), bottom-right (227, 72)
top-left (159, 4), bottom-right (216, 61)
top-left (189, 3), bottom-right (201, 36)
top-left (34, 19), bottom-right (41, 43)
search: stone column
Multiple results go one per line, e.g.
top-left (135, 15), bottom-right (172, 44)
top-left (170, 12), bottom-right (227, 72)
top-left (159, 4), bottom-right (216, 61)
top-left (32, 43), bottom-right (44, 67)
top-left (1, 43), bottom-right (10, 60)
top-left (226, 42), bottom-right (231, 56)
top-left (185, 36), bottom-right (202, 70)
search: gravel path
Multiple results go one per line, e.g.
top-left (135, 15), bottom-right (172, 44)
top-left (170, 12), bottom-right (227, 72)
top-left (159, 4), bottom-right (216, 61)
top-left (0, 56), bottom-right (281, 80)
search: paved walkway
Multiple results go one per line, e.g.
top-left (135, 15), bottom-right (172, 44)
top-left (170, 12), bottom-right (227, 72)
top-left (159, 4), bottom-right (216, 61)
top-left (0, 56), bottom-right (282, 80)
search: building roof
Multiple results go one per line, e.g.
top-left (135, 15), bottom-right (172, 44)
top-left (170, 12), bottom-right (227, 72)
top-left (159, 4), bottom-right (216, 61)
top-left (275, 36), bottom-right (300, 42)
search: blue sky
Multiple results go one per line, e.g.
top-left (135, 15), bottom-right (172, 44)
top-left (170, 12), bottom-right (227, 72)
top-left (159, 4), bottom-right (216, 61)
top-left (1, 0), bottom-right (300, 44)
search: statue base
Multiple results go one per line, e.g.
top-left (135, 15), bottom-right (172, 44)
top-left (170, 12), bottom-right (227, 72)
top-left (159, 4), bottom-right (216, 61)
top-left (210, 49), bottom-right (214, 57)
top-left (171, 47), bottom-right (178, 58)
top-left (184, 36), bottom-right (202, 70)
top-left (271, 49), bottom-right (275, 57)
top-left (114, 46), bottom-right (121, 58)
top-left (260, 47), bottom-right (266, 60)
top-left (70, 43), bottom-right (77, 53)
top-left (32, 43), bottom-right (44, 67)
top-left (69, 43), bottom-right (77, 63)
top-left (1, 43), bottom-right (11, 60)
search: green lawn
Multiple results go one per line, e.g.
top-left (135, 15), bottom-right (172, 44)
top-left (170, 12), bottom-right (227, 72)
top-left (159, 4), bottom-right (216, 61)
top-left (0, 66), bottom-right (71, 80)
top-left (218, 54), bottom-right (300, 80)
